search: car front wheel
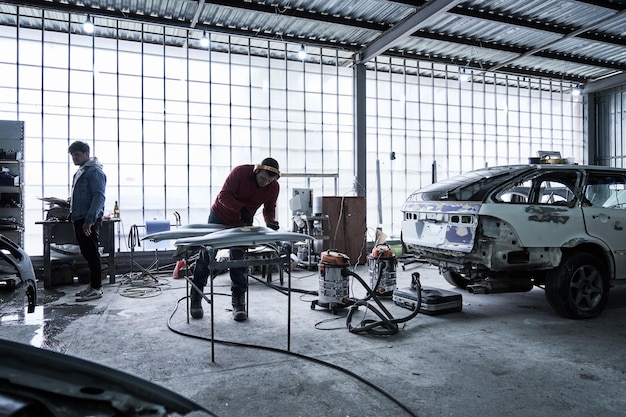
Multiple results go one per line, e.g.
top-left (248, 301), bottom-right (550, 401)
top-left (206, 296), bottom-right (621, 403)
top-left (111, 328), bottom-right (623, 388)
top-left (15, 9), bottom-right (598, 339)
top-left (545, 253), bottom-right (609, 319)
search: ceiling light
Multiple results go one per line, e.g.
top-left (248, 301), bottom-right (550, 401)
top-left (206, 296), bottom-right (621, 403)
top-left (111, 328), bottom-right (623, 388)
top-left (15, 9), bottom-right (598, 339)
top-left (571, 85), bottom-right (583, 97)
top-left (298, 44), bottom-right (307, 60)
top-left (200, 31), bottom-right (209, 48)
top-left (83, 15), bottom-right (94, 34)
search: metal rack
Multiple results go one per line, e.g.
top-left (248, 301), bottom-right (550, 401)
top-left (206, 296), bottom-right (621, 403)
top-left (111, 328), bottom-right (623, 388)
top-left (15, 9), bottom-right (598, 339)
top-left (293, 214), bottom-right (331, 270)
top-left (0, 120), bottom-right (24, 248)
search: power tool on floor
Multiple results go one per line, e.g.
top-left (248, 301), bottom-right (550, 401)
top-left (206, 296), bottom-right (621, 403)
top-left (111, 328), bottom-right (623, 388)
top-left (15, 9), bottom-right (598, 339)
top-left (367, 243), bottom-right (397, 296)
top-left (310, 250), bottom-right (353, 312)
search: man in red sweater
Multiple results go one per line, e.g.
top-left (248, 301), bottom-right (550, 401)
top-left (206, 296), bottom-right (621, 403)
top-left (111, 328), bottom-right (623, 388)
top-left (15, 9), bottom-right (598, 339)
top-left (191, 157), bottom-right (281, 321)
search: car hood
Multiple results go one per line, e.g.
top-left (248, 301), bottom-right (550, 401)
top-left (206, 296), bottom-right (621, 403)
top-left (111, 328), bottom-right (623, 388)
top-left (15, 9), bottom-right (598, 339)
top-left (0, 338), bottom-right (214, 416)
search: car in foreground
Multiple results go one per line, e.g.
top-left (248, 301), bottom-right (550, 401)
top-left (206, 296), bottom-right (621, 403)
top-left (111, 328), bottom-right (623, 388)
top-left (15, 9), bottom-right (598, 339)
top-left (0, 338), bottom-right (215, 416)
top-left (401, 163), bottom-right (626, 319)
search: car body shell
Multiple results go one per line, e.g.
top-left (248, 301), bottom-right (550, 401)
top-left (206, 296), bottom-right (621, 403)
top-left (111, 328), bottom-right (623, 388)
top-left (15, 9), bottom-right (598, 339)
top-left (401, 164), bottom-right (626, 285)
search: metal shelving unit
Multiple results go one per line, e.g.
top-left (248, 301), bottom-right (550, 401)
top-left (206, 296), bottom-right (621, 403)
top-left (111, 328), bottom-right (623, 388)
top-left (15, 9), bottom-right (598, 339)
top-left (0, 120), bottom-right (24, 248)
top-left (293, 214), bottom-right (331, 270)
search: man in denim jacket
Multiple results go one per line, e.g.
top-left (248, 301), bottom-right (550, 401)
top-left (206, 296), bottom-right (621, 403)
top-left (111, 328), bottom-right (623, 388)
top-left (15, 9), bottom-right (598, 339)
top-left (68, 141), bottom-right (107, 302)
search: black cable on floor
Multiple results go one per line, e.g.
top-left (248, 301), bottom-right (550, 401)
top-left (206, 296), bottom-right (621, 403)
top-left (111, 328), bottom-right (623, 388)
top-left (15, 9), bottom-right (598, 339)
top-left (344, 270), bottom-right (422, 336)
top-left (166, 295), bottom-right (419, 417)
top-left (117, 271), bottom-right (173, 298)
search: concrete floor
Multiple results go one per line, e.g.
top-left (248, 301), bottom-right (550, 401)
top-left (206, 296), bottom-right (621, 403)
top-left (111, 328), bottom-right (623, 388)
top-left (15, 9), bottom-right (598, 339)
top-left (2, 260), bottom-right (626, 417)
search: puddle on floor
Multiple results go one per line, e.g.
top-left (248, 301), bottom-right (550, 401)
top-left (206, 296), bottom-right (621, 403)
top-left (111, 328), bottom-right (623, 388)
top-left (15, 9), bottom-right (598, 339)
top-left (1, 285), bottom-right (93, 351)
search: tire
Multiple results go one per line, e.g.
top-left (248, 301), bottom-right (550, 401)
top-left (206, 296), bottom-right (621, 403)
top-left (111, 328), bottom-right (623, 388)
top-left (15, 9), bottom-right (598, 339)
top-left (443, 271), bottom-right (469, 290)
top-left (545, 253), bottom-right (609, 319)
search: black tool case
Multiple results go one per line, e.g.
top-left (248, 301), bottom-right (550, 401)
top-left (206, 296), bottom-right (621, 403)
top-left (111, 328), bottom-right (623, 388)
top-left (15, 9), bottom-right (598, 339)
top-left (393, 286), bottom-right (462, 315)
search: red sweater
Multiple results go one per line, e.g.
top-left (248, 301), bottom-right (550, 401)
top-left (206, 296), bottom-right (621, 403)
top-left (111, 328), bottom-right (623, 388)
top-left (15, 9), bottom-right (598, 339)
top-left (211, 164), bottom-right (280, 227)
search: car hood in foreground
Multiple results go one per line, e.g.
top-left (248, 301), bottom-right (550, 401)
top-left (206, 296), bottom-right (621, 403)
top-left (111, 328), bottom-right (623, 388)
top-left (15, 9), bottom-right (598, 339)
top-left (0, 338), bottom-right (214, 417)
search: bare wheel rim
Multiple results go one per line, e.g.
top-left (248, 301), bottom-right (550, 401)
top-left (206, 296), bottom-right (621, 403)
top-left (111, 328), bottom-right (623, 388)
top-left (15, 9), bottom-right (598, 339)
top-left (569, 264), bottom-right (604, 312)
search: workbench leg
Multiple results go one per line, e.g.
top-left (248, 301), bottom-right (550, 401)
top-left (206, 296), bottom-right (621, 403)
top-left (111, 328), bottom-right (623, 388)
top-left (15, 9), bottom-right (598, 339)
top-left (42, 226), bottom-right (52, 290)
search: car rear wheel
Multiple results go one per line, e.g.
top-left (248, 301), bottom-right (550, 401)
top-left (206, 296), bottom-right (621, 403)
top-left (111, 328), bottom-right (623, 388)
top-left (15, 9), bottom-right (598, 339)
top-left (443, 271), bottom-right (469, 290)
top-left (545, 253), bottom-right (609, 319)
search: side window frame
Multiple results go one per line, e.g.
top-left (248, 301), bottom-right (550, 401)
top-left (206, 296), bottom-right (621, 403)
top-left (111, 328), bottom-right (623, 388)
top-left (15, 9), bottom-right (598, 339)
top-left (584, 172), bottom-right (626, 209)
top-left (492, 169), bottom-right (581, 207)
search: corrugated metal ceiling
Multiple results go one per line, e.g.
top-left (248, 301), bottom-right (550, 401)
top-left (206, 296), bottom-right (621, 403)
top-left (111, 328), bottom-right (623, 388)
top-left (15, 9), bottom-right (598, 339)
top-left (1, 0), bottom-right (625, 90)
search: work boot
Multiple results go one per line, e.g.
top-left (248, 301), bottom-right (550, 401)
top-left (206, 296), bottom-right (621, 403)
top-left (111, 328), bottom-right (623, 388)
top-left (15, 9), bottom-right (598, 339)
top-left (232, 291), bottom-right (247, 322)
top-left (190, 285), bottom-right (204, 319)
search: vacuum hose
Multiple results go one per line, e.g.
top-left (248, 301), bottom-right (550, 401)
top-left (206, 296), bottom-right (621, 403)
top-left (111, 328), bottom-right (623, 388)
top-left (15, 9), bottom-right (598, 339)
top-left (344, 269), bottom-right (421, 336)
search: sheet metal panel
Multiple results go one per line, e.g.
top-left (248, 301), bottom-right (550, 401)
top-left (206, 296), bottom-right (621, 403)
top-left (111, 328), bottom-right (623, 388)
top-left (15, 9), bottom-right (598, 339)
top-left (174, 226), bottom-right (312, 249)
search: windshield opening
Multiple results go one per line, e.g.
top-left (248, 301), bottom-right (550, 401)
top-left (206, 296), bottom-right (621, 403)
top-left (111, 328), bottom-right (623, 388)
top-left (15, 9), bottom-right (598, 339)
top-left (406, 165), bottom-right (531, 202)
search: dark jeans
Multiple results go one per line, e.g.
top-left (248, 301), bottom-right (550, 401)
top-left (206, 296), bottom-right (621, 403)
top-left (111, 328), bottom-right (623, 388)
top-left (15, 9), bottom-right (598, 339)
top-left (73, 217), bottom-right (102, 289)
top-left (192, 211), bottom-right (246, 294)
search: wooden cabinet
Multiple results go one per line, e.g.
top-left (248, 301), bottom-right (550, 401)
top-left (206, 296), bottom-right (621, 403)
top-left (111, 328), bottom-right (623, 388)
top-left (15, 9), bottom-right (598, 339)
top-left (321, 196), bottom-right (367, 264)
top-left (0, 121), bottom-right (24, 247)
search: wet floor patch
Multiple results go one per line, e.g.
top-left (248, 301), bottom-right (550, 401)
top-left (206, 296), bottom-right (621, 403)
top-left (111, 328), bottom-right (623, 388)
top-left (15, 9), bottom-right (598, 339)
top-left (1, 284), bottom-right (95, 351)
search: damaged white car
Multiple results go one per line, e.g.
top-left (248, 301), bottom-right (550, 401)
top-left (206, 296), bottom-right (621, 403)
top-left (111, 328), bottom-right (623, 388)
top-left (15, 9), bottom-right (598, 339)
top-left (401, 163), bottom-right (626, 319)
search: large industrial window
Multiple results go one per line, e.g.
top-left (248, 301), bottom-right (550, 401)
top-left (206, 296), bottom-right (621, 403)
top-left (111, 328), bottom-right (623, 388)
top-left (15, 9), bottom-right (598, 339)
top-left (0, 8), bottom-right (585, 255)
top-left (595, 85), bottom-right (626, 168)
top-left (367, 57), bottom-right (584, 238)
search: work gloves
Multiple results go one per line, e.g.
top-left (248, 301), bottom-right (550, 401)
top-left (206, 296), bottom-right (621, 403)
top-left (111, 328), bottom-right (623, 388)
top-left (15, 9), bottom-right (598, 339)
top-left (240, 207), bottom-right (279, 230)
top-left (240, 207), bottom-right (253, 226)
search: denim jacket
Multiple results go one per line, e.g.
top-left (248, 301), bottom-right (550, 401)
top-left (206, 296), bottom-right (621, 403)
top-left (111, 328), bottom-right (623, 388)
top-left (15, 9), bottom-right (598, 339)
top-left (70, 157), bottom-right (106, 224)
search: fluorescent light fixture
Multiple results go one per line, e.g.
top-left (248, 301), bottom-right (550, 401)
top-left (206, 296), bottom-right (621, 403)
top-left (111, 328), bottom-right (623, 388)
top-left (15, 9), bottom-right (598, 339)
top-left (83, 15), bottom-right (94, 34)
top-left (298, 44), bottom-right (307, 60)
top-left (200, 31), bottom-right (209, 48)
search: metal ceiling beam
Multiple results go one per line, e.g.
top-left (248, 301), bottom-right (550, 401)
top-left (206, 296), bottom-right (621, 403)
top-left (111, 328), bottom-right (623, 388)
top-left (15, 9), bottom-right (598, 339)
top-left (392, 0), bottom-right (626, 12)
top-left (1, 0), bottom-right (365, 49)
top-left (382, 50), bottom-right (587, 83)
top-left (407, 31), bottom-right (626, 72)
top-left (584, 72), bottom-right (626, 93)
top-left (449, 5), bottom-right (626, 48)
top-left (2, 0), bottom-right (621, 83)
top-left (355, 0), bottom-right (462, 64)
top-left (9, 0), bottom-right (625, 51)
top-left (191, 0), bottom-right (388, 31)
top-left (486, 8), bottom-right (626, 74)
top-left (2, 0), bottom-right (389, 32)
top-left (2, 0), bottom-right (375, 46)
top-left (4, 0), bottom-right (194, 25)
top-left (568, 0), bottom-right (626, 12)
top-left (189, 0), bottom-right (205, 28)
top-left (221, 0), bottom-right (626, 50)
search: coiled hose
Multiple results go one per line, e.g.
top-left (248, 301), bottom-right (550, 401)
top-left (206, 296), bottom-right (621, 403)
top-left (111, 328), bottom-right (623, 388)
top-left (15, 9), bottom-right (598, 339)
top-left (345, 269), bottom-right (422, 336)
